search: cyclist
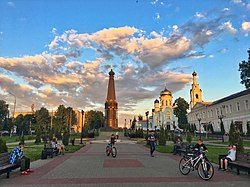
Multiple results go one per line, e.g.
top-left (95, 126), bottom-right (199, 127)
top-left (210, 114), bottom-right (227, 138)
top-left (193, 139), bottom-right (207, 157)
top-left (107, 134), bottom-right (116, 155)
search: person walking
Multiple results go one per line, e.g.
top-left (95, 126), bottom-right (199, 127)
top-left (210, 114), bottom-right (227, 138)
top-left (148, 131), bottom-right (157, 157)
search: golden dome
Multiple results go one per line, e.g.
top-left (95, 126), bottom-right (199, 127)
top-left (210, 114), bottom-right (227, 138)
top-left (160, 87), bottom-right (172, 96)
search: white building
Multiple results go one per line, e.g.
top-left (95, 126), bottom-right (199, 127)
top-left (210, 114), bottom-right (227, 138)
top-left (151, 87), bottom-right (178, 130)
top-left (187, 71), bottom-right (250, 133)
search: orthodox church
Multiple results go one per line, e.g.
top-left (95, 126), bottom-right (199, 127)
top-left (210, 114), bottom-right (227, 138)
top-left (151, 87), bottom-right (178, 130)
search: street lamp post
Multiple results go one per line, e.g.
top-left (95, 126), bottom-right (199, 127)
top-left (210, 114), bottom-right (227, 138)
top-left (80, 110), bottom-right (84, 144)
top-left (218, 114), bottom-right (225, 142)
top-left (9, 92), bottom-right (16, 118)
top-left (146, 111), bottom-right (149, 136)
top-left (198, 118), bottom-right (201, 139)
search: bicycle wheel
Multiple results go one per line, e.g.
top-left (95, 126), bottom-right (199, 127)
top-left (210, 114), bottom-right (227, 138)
top-left (111, 146), bottom-right (117, 158)
top-left (197, 160), bottom-right (214, 180)
top-left (106, 146), bottom-right (110, 156)
top-left (179, 157), bottom-right (191, 175)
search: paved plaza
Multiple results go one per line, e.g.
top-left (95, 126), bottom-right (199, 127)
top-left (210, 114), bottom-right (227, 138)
top-left (0, 135), bottom-right (250, 187)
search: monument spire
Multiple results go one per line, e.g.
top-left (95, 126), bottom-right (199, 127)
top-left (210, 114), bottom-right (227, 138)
top-left (105, 68), bottom-right (118, 128)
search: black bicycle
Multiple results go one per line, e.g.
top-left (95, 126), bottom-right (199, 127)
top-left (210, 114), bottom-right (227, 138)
top-left (106, 143), bottom-right (117, 158)
top-left (179, 150), bottom-right (214, 180)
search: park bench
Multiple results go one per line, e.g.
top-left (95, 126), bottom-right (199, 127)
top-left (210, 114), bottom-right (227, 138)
top-left (219, 152), bottom-right (250, 175)
top-left (41, 144), bottom-right (58, 159)
top-left (0, 152), bottom-right (20, 178)
top-left (176, 143), bottom-right (194, 156)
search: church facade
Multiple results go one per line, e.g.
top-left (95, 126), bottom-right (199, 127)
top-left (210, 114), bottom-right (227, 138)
top-left (151, 87), bottom-right (178, 130)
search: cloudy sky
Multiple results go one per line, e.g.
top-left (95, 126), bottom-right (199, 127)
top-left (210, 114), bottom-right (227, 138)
top-left (0, 0), bottom-right (249, 126)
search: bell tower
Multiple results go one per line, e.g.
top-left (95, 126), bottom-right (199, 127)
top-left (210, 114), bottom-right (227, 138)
top-left (190, 71), bottom-right (202, 109)
top-left (105, 69), bottom-right (118, 128)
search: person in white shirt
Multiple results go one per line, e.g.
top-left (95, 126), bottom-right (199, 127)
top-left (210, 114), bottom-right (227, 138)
top-left (220, 145), bottom-right (236, 172)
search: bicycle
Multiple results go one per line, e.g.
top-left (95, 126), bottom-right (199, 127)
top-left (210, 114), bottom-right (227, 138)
top-left (106, 142), bottom-right (117, 158)
top-left (179, 150), bottom-right (214, 180)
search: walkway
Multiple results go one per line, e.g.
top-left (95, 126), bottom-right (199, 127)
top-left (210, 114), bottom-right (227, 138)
top-left (0, 134), bottom-right (249, 187)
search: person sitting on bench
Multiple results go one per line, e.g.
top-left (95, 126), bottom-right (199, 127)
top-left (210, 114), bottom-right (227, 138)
top-left (220, 145), bottom-right (236, 172)
top-left (173, 137), bottom-right (182, 155)
top-left (9, 142), bottom-right (33, 175)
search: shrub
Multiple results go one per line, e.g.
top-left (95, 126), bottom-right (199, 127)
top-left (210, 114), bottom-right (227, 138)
top-left (19, 135), bottom-right (25, 143)
top-left (62, 130), bottom-right (70, 146)
top-left (186, 132), bottom-right (192, 143)
top-left (158, 126), bottom-right (166, 146)
top-left (247, 123), bottom-right (250, 136)
top-left (0, 138), bottom-right (8, 153)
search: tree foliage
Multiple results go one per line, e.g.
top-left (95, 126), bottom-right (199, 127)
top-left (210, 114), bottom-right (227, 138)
top-left (173, 97), bottom-right (189, 126)
top-left (0, 138), bottom-right (7, 153)
top-left (229, 121), bottom-right (244, 153)
top-left (85, 110), bottom-right (104, 130)
top-left (35, 107), bottom-right (51, 142)
top-left (239, 49), bottom-right (250, 89)
top-left (0, 100), bottom-right (10, 131)
top-left (158, 126), bottom-right (166, 146)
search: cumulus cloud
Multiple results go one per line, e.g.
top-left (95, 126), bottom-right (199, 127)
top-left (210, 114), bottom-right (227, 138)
top-left (219, 21), bottom-right (237, 35)
top-left (154, 13), bottom-right (161, 20)
top-left (7, 1), bottom-right (15, 7)
top-left (241, 21), bottom-right (250, 36)
top-left (1, 19), bottom-right (238, 125)
top-left (195, 12), bottom-right (205, 18)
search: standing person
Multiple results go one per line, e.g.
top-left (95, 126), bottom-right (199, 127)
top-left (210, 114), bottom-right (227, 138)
top-left (115, 131), bottom-right (119, 140)
top-left (9, 142), bottom-right (33, 175)
top-left (110, 134), bottom-right (116, 145)
top-left (220, 145), bottom-right (236, 172)
top-left (148, 131), bottom-right (157, 157)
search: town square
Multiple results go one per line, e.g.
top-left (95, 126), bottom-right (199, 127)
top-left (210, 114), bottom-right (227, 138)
top-left (0, 0), bottom-right (250, 186)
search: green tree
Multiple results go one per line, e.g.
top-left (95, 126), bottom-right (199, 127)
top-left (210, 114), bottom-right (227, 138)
top-left (0, 100), bottom-right (10, 131)
top-left (54, 105), bottom-right (67, 140)
top-left (0, 138), bottom-right (8, 153)
top-left (247, 122), bottom-right (250, 136)
top-left (131, 117), bottom-right (137, 130)
top-left (220, 121), bottom-right (225, 135)
top-left (229, 121), bottom-right (236, 144)
top-left (229, 121), bottom-right (244, 153)
top-left (85, 110), bottom-right (104, 130)
top-left (35, 107), bottom-right (51, 143)
top-left (186, 132), bottom-right (192, 143)
top-left (62, 130), bottom-right (70, 146)
top-left (173, 97), bottom-right (189, 126)
top-left (238, 49), bottom-right (250, 89)
top-left (66, 107), bottom-right (77, 132)
top-left (158, 126), bottom-right (166, 145)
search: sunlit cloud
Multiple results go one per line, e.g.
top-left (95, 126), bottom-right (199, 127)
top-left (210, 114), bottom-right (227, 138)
top-left (241, 21), bottom-right (250, 36)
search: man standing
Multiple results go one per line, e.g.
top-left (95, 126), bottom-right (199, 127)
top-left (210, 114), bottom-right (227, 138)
top-left (9, 142), bottom-right (33, 175)
top-left (148, 131), bottom-right (157, 157)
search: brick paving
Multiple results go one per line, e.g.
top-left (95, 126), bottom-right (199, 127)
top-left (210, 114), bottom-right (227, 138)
top-left (0, 135), bottom-right (250, 187)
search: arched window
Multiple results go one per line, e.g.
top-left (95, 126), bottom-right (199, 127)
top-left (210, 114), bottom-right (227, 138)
top-left (196, 94), bottom-right (199, 99)
top-left (166, 111), bottom-right (170, 119)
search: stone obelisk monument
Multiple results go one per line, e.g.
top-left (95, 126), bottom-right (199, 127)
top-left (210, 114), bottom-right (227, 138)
top-left (104, 69), bottom-right (118, 129)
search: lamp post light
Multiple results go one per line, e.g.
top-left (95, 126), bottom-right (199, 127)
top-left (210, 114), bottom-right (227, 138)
top-left (198, 118), bottom-right (201, 139)
top-left (9, 92), bottom-right (16, 118)
top-left (218, 114), bottom-right (225, 141)
top-left (146, 111), bottom-right (149, 136)
top-left (80, 110), bottom-right (84, 144)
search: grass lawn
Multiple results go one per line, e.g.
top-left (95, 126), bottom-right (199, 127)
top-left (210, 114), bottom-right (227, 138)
top-left (153, 144), bottom-right (228, 164)
top-left (1, 135), bottom-right (36, 143)
top-left (7, 143), bottom-right (84, 162)
top-left (210, 141), bottom-right (250, 147)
